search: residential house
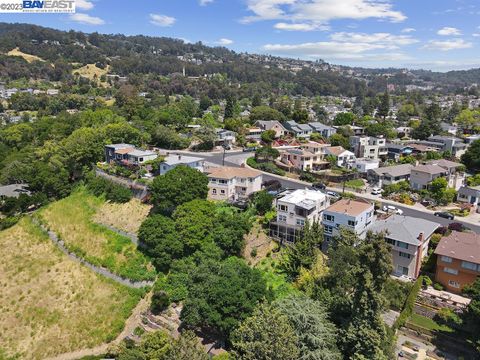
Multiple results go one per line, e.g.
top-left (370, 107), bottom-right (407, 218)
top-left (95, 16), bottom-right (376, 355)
top-left (410, 164), bottom-right (449, 191)
top-left (104, 144), bottom-right (158, 166)
top-left (270, 189), bottom-right (328, 243)
top-left (425, 159), bottom-right (465, 190)
top-left (369, 164), bottom-right (414, 187)
top-left (333, 125), bottom-right (365, 136)
top-left (245, 127), bottom-right (263, 142)
top-left (435, 231), bottom-right (480, 293)
top-left (207, 166), bottom-right (262, 202)
top-left (457, 185), bottom-right (480, 211)
top-left (324, 146), bottom-right (356, 167)
top-left (427, 135), bottom-right (467, 158)
top-left (353, 158), bottom-right (380, 173)
top-left (440, 122), bottom-right (458, 135)
top-left (283, 120), bottom-right (313, 139)
top-left (396, 126), bottom-right (412, 137)
top-left (280, 149), bottom-right (328, 172)
top-left (322, 198), bottom-right (375, 244)
top-left (386, 143), bottom-right (414, 162)
top-left (216, 129), bottom-right (236, 147)
top-left (46, 89), bottom-right (59, 96)
top-left (409, 143), bottom-right (440, 155)
top-left (159, 154), bottom-right (205, 175)
top-left (308, 122), bottom-right (337, 138)
top-left (370, 215), bottom-right (440, 278)
top-left (350, 136), bottom-right (388, 160)
top-left (253, 120), bottom-right (287, 138)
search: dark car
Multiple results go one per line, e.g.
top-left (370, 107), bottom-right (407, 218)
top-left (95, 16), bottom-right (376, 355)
top-left (312, 182), bottom-right (326, 191)
top-left (242, 146), bottom-right (257, 152)
top-left (434, 211), bottom-right (455, 220)
top-left (262, 179), bottom-right (282, 192)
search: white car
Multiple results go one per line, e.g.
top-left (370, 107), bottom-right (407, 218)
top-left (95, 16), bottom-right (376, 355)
top-left (383, 205), bottom-right (403, 215)
top-left (371, 187), bottom-right (382, 195)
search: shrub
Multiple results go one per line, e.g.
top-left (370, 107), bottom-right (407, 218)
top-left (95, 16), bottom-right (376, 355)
top-left (250, 248), bottom-right (257, 258)
top-left (151, 289), bottom-right (170, 314)
top-left (448, 222), bottom-right (465, 232)
top-left (392, 276), bottom-right (423, 330)
top-left (433, 283), bottom-right (444, 291)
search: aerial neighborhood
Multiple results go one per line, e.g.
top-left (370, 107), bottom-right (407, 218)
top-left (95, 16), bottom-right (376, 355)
top-left (2, 20), bottom-right (480, 360)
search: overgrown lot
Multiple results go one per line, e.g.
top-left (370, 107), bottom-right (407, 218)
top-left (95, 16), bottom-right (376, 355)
top-left (38, 188), bottom-right (156, 281)
top-left (0, 218), bottom-right (143, 360)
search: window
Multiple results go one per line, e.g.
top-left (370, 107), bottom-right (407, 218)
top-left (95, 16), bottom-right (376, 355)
top-left (396, 241), bottom-right (409, 249)
top-left (139, 157), bottom-right (144, 162)
top-left (461, 261), bottom-right (478, 271)
top-left (324, 214), bottom-right (335, 222)
top-left (448, 280), bottom-right (460, 288)
top-left (347, 220), bottom-right (357, 227)
top-left (219, 179), bottom-right (227, 184)
top-left (386, 238), bottom-right (395, 245)
top-left (441, 256), bottom-right (452, 263)
top-left (278, 205), bottom-right (288, 212)
top-left (296, 219), bottom-right (305, 226)
top-left (220, 190), bottom-right (225, 195)
top-left (443, 267), bottom-right (458, 275)
top-left (324, 225), bottom-right (333, 234)
top-left (212, 189), bottom-right (217, 195)
top-left (399, 251), bottom-right (411, 259)
top-left (278, 215), bottom-right (287, 222)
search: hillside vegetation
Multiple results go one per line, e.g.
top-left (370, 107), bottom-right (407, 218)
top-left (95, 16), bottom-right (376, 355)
top-left (37, 188), bottom-right (156, 281)
top-left (7, 47), bottom-right (44, 63)
top-left (0, 218), bottom-right (143, 359)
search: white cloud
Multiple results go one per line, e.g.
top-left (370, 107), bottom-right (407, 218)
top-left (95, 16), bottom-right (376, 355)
top-left (274, 22), bottom-right (326, 31)
top-left (217, 38), bottom-right (234, 45)
top-left (401, 27), bottom-right (416, 33)
top-left (76, 0), bottom-right (94, 11)
top-left (423, 39), bottom-right (472, 51)
top-left (473, 33), bottom-right (480, 37)
top-left (242, 0), bottom-right (406, 28)
top-left (69, 13), bottom-right (105, 25)
top-left (330, 32), bottom-right (418, 46)
top-left (437, 27), bottom-right (462, 36)
top-left (199, 0), bottom-right (214, 5)
top-left (149, 13), bottom-right (176, 27)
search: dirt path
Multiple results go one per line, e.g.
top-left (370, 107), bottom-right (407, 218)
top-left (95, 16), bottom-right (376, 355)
top-left (44, 293), bottom-right (152, 360)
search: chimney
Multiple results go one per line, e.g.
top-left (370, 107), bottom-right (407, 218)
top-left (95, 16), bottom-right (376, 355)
top-left (418, 232), bottom-right (424, 243)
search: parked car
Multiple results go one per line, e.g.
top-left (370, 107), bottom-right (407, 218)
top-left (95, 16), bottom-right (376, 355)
top-left (243, 146), bottom-right (257, 152)
top-left (327, 191), bottom-right (340, 198)
top-left (383, 205), bottom-right (403, 215)
top-left (312, 182), bottom-right (326, 191)
top-left (371, 187), bottom-right (382, 195)
top-left (434, 211), bottom-right (455, 220)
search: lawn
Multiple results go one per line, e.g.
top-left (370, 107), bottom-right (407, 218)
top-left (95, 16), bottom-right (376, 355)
top-left (345, 179), bottom-right (365, 189)
top-left (38, 188), bottom-right (156, 281)
top-left (409, 314), bottom-right (454, 333)
top-left (93, 198), bottom-right (152, 235)
top-left (0, 218), bottom-right (144, 360)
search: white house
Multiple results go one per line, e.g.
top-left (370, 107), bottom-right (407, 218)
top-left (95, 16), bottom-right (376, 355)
top-left (207, 166), bottom-right (262, 202)
top-left (159, 154), bottom-right (205, 175)
top-left (353, 158), bottom-right (380, 173)
top-left (350, 136), bottom-right (388, 160)
top-left (322, 198), bottom-right (375, 244)
top-left (324, 146), bottom-right (356, 167)
top-left (270, 189), bottom-right (329, 243)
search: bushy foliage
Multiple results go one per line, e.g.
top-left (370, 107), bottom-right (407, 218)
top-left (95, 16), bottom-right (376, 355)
top-left (85, 174), bottom-right (132, 203)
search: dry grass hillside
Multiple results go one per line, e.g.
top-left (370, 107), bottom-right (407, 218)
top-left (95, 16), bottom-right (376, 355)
top-left (0, 218), bottom-right (143, 360)
top-left (7, 47), bottom-right (45, 63)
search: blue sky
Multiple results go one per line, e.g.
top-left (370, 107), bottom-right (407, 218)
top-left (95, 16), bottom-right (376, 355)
top-left (1, 0), bottom-right (480, 71)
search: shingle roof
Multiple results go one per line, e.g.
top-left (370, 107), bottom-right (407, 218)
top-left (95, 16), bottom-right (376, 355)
top-left (106, 143), bottom-right (134, 150)
top-left (370, 215), bottom-right (440, 246)
top-left (207, 166), bottom-right (262, 179)
top-left (0, 184), bottom-right (30, 198)
top-left (372, 164), bottom-right (414, 178)
top-left (435, 231), bottom-right (480, 264)
top-left (325, 198), bottom-right (373, 216)
top-left (163, 154), bottom-right (205, 166)
top-left (411, 164), bottom-right (447, 175)
top-left (325, 146), bottom-right (348, 156)
top-left (426, 159), bottom-right (463, 169)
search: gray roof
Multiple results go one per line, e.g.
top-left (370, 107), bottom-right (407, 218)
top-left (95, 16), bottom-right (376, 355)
top-left (255, 120), bottom-right (285, 130)
top-left (127, 149), bottom-right (157, 157)
top-left (411, 164), bottom-right (447, 175)
top-left (106, 143), bottom-right (134, 150)
top-left (0, 184), bottom-right (30, 198)
top-left (426, 159), bottom-right (462, 169)
top-left (308, 122), bottom-right (335, 131)
top-left (458, 185), bottom-right (480, 197)
top-left (162, 154), bottom-right (205, 166)
top-left (370, 215), bottom-right (440, 246)
top-left (372, 164), bottom-right (414, 178)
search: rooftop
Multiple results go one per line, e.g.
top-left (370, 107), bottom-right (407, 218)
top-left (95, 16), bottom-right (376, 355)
top-left (426, 159), bottom-right (463, 169)
top-left (278, 189), bottom-right (326, 210)
top-left (325, 198), bottom-right (373, 216)
top-left (435, 231), bottom-right (480, 264)
top-left (325, 146), bottom-right (350, 156)
top-left (370, 215), bottom-right (440, 246)
top-left (163, 154), bottom-right (205, 166)
top-left (372, 164), bottom-right (414, 177)
top-left (0, 184), bottom-right (30, 198)
top-left (127, 149), bottom-right (157, 157)
top-left (207, 166), bottom-right (262, 179)
top-left (107, 143), bottom-right (135, 150)
top-left (411, 164), bottom-right (447, 175)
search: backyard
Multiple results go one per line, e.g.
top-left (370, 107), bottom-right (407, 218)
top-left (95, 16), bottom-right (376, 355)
top-left (0, 218), bottom-right (143, 359)
top-left (37, 188), bottom-right (156, 281)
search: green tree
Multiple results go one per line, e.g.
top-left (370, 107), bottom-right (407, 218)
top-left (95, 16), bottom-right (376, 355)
top-left (260, 129), bottom-right (276, 144)
top-left (275, 294), bottom-right (341, 360)
top-left (329, 133), bottom-right (350, 149)
top-left (462, 139), bottom-right (480, 173)
top-left (249, 106), bottom-right (285, 122)
top-left (463, 279), bottom-right (480, 352)
top-left (253, 190), bottom-right (274, 215)
top-left (150, 166), bottom-right (208, 214)
top-left (377, 91), bottom-right (390, 120)
top-left (168, 331), bottom-right (209, 360)
top-left (251, 94), bottom-right (262, 107)
top-left (181, 257), bottom-right (268, 340)
top-left (231, 303), bottom-right (299, 360)
top-left (224, 94), bottom-right (236, 119)
top-left (333, 112), bottom-right (356, 126)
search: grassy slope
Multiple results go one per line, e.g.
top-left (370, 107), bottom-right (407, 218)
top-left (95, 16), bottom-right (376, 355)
top-left (7, 47), bottom-right (45, 63)
top-left (38, 188), bottom-right (156, 281)
top-left (0, 218), bottom-right (143, 360)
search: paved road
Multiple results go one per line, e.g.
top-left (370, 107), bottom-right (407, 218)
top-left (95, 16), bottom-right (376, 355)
top-left (174, 149), bottom-right (480, 234)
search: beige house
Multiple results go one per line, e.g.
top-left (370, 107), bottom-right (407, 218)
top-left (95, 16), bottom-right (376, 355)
top-left (410, 160), bottom-right (465, 191)
top-left (280, 147), bottom-right (329, 172)
top-left (253, 120), bottom-right (287, 138)
top-left (207, 166), bottom-right (263, 201)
